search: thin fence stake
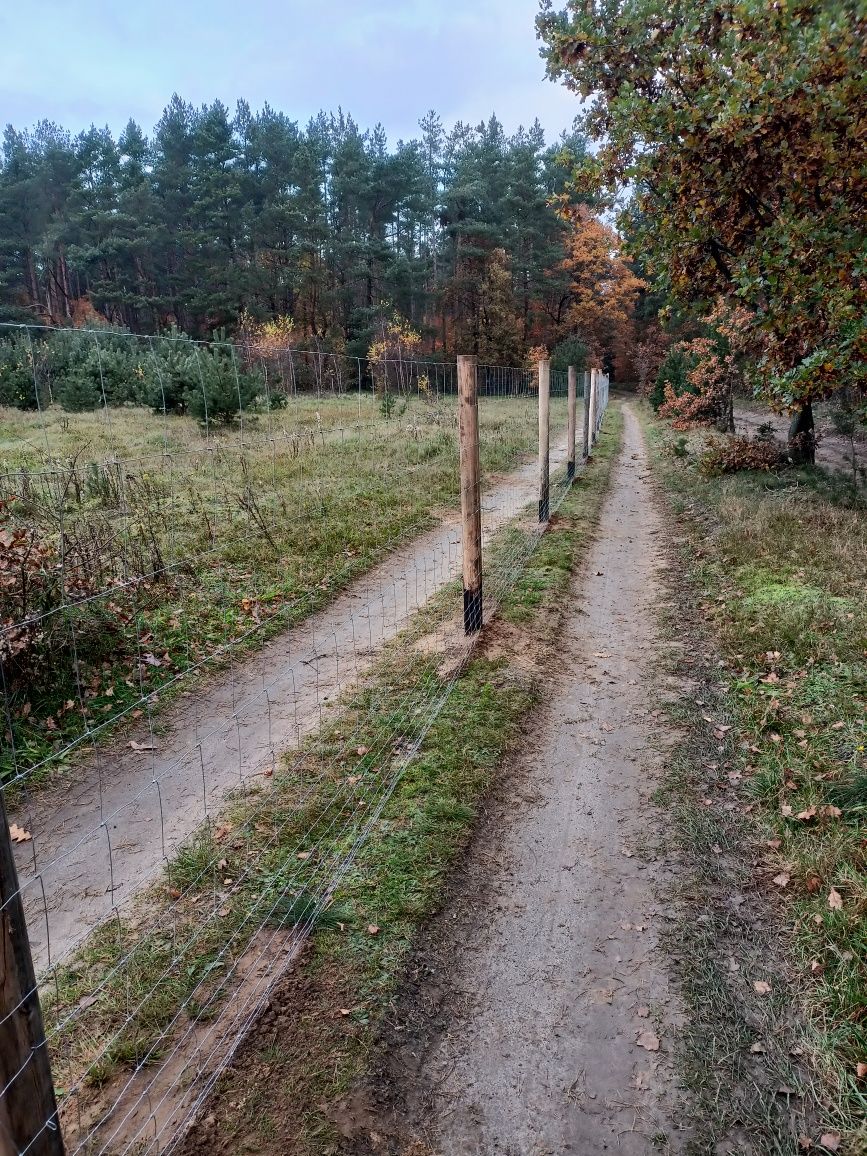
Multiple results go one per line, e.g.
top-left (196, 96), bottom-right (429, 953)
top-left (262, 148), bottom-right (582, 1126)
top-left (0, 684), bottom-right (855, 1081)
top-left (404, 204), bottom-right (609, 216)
top-left (458, 355), bottom-right (482, 635)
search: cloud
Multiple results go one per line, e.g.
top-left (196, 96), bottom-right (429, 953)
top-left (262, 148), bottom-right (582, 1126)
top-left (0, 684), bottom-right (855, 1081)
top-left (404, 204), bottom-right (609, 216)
top-left (0, 0), bottom-right (580, 142)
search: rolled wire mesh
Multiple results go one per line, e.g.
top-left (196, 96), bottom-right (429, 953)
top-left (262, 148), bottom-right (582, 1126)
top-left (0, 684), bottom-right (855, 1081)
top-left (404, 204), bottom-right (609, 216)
top-left (0, 326), bottom-right (607, 1154)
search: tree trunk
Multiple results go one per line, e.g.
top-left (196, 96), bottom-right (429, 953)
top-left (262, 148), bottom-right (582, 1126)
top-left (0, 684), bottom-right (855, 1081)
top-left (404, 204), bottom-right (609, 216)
top-left (788, 401), bottom-right (816, 465)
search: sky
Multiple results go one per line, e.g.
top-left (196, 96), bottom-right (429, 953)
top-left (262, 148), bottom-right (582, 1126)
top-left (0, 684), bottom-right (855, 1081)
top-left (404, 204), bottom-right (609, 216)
top-left (0, 0), bottom-right (581, 144)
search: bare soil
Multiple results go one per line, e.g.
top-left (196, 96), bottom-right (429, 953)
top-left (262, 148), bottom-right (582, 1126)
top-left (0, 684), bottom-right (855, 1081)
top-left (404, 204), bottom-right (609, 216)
top-left (733, 405), bottom-right (865, 479)
top-left (14, 436), bottom-right (571, 975)
top-left (337, 405), bottom-right (691, 1154)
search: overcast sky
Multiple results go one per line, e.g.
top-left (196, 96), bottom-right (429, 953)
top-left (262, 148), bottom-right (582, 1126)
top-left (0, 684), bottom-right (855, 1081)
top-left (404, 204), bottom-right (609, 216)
top-left (0, 0), bottom-right (580, 143)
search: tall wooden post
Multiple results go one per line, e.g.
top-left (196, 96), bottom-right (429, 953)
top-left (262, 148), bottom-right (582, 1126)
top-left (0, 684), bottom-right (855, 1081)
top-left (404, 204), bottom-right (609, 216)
top-left (0, 789), bottom-right (64, 1155)
top-left (458, 355), bottom-right (483, 634)
top-left (538, 359), bottom-right (550, 523)
top-left (589, 368), bottom-right (598, 448)
top-left (566, 365), bottom-right (577, 481)
top-left (587, 369), bottom-right (596, 460)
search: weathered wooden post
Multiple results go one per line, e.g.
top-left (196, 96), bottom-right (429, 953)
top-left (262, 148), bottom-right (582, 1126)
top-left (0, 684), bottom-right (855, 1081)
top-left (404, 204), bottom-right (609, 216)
top-left (538, 358), bottom-right (550, 522)
top-left (458, 355), bottom-right (483, 634)
top-left (567, 364), bottom-right (577, 481)
top-left (0, 789), bottom-right (64, 1155)
top-left (587, 369), bottom-right (596, 460)
top-left (589, 368), bottom-right (598, 448)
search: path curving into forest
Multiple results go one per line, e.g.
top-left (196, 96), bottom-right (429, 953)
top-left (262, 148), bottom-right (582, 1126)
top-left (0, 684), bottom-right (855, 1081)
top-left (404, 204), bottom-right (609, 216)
top-left (14, 433), bottom-right (573, 975)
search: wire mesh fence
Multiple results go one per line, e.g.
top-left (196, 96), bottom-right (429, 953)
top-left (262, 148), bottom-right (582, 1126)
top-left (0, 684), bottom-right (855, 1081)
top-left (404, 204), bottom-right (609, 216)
top-left (0, 323), bottom-right (607, 1155)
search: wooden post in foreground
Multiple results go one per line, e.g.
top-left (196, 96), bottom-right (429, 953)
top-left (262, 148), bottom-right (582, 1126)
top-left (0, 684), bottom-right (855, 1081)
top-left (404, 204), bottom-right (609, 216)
top-left (0, 789), bottom-right (64, 1156)
top-left (582, 369), bottom-right (592, 460)
top-left (589, 368), bottom-right (598, 448)
top-left (566, 365), bottom-right (577, 481)
top-left (538, 358), bottom-right (550, 523)
top-left (458, 355), bottom-right (483, 634)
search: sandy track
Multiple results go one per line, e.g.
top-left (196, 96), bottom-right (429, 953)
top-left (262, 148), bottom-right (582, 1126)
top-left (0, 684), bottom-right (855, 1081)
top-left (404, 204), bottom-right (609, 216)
top-left (14, 433), bottom-right (572, 975)
top-left (385, 405), bottom-right (688, 1153)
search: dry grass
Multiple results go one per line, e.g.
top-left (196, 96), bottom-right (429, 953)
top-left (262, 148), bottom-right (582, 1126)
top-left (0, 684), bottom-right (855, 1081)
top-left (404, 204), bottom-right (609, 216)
top-left (647, 412), bottom-right (867, 1153)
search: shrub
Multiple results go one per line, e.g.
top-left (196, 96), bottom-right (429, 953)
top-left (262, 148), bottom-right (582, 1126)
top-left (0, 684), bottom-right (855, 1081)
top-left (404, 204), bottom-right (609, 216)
top-left (550, 336), bottom-right (588, 374)
top-left (0, 334), bottom-right (43, 409)
top-left (651, 346), bottom-right (693, 411)
top-left (183, 351), bottom-right (262, 424)
top-left (698, 434), bottom-right (784, 476)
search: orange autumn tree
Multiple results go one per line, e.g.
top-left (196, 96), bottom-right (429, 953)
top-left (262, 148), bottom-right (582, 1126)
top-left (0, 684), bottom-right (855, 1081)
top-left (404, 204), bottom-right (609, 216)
top-left (558, 206), bottom-right (644, 375)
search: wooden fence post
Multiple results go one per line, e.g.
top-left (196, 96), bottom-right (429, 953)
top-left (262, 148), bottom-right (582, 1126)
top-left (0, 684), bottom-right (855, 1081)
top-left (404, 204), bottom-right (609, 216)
top-left (582, 369), bottom-right (592, 460)
top-left (458, 355), bottom-right (483, 634)
top-left (567, 365), bottom-right (577, 481)
top-left (538, 358), bottom-right (550, 522)
top-left (589, 368), bottom-right (598, 448)
top-left (0, 789), bottom-right (64, 1155)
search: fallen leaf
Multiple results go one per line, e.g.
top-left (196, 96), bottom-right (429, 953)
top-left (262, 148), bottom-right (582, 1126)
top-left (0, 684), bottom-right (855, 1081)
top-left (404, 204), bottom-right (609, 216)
top-left (367, 924), bottom-right (380, 936)
top-left (750, 1041), bottom-right (766, 1054)
top-left (856, 1062), bottom-right (867, 1079)
top-left (754, 980), bottom-right (772, 995)
top-left (819, 1133), bottom-right (841, 1151)
top-left (297, 851), bottom-right (311, 861)
top-left (636, 1030), bottom-right (660, 1052)
top-left (356, 746), bottom-right (369, 756)
top-left (9, 822), bottom-right (31, 843)
top-left (796, 806), bottom-right (818, 821)
top-left (828, 888), bottom-right (843, 910)
top-left (636, 1005), bottom-right (650, 1018)
top-left (807, 876), bottom-right (821, 893)
top-left (798, 1136), bottom-right (813, 1151)
top-left (773, 872), bottom-right (791, 888)
top-left (128, 740), bottom-right (156, 752)
top-left (781, 804), bottom-right (794, 818)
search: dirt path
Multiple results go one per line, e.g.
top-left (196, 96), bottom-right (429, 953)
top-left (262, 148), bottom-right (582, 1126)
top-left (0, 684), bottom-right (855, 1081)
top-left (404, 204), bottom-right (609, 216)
top-left (14, 433), bottom-right (573, 975)
top-left (368, 404), bottom-right (688, 1154)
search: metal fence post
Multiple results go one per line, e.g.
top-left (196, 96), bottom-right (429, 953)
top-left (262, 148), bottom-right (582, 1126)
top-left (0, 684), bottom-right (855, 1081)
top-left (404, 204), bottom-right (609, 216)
top-left (458, 355), bottom-right (483, 634)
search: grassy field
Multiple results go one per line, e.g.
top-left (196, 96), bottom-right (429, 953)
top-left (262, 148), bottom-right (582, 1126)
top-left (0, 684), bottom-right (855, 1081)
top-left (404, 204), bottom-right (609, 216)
top-left (46, 408), bottom-right (621, 1152)
top-left (0, 393), bottom-right (563, 784)
top-left (643, 410), bottom-right (867, 1152)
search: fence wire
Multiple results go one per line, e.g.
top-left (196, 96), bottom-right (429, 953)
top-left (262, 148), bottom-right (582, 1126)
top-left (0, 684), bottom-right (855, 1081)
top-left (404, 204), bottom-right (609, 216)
top-left (0, 323), bottom-right (607, 1155)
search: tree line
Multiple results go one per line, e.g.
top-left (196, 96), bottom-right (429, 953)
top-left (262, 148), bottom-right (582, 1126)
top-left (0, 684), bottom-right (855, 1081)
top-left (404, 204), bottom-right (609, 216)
top-left (0, 99), bottom-right (642, 369)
